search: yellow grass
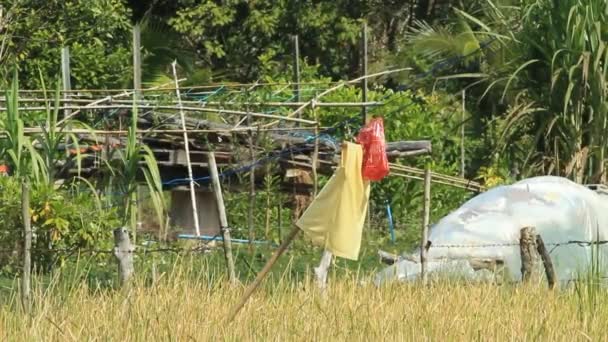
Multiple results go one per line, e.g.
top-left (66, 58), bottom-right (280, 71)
top-left (1, 267), bottom-right (607, 341)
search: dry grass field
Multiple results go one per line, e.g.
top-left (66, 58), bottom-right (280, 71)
top-left (0, 262), bottom-right (607, 341)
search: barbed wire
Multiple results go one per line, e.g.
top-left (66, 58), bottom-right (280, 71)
top-left (426, 240), bottom-right (608, 249)
top-left (0, 239), bottom-right (604, 256)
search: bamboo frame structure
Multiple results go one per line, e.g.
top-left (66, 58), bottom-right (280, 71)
top-left (263, 68), bottom-right (412, 128)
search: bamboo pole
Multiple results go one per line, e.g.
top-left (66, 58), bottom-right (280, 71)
top-left (361, 22), bottom-right (368, 125)
top-left (20, 104), bottom-right (318, 125)
top-left (2, 98), bottom-right (382, 108)
top-left (17, 126), bottom-right (326, 135)
top-left (61, 46), bottom-right (72, 119)
top-left (390, 171), bottom-right (483, 192)
top-left (460, 90), bottom-right (465, 178)
top-left (293, 35), bottom-right (301, 111)
top-left (61, 46), bottom-right (72, 159)
top-left (264, 163), bottom-right (272, 240)
top-left (10, 80), bottom-right (345, 94)
top-left (277, 199), bottom-right (282, 244)
top-left (227, 226), bottom-right (300, 322)
top-left (132, 25), bottom-right (142, 100)
top-left (312, 102), bottom-right (319, 196)
top-left (247, 108), bottom-right (255, 252)
top-left (21, 180), bottom-right (32, 314)
top-left (208, 152), bottom-right (237, 284)
top-left (172, 61), bottom-right (201, 237)
top-left (420, 166), bottom-right (431, 283)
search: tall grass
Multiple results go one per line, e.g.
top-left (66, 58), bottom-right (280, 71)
top-left (1, 260), bottom-right (608, 340)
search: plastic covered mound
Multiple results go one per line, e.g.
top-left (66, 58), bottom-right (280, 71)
top-left (376, 176), bottom-right (608, 285)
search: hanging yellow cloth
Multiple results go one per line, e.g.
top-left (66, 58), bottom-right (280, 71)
top-left (296, 142), bottom-right (370, 260)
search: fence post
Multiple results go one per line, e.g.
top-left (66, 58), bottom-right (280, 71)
top-left (420, 166), bottom-right (431, 283)
top-left (535, 234), bottom-right (557, 289)
top-left (519, 226), bottom-right (537, 283)
top-left (113, 227), bottom-right (134, 287)
top-left (21, 180), bottom-right (31, 314)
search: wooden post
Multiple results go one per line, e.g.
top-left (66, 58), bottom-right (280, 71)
top-left (21, 180), bottom-right (31, 314)
top-left (132, 25), bottom-right (142, 100)
top-left (227, 226), bottom-right (300, 322)
top-left (277, 199), bottom-right (282, 244)
top-left (312, 102), bottom-right (319, 196)
top-left (293, 35), bottom-right (301, 120)
top-left (113, 227), bottom-right (134, 287)
top-left (247, 109), bottom-right (255, 252)
top-left (61, 46), bottom-right (71, 120)
top-left (361, 22), bottom-right (368, 125)
top-left (460, 90), bottom-right (465, 178)
top-left (519, 227), bottom-right (537, 283)
top-left (420, 166), bottom-right (431, 282)
top-left (265, 164), bottom-right (272, 239)
top-left (535, 234), bottom-right (557, 289)
top-left (208, 152), bottom-right (237, 284)
top-left (172, 61), bottom-right (201, 236)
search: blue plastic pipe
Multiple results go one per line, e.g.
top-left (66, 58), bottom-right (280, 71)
top-left (386, 201), bottom-right (396, 243)
top-left (178, 234), bottom-right (272, 245)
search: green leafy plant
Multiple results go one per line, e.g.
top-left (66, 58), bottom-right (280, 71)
top-left (0, 72), bottom-right (47, 182)
top-left (105, 101), bottom-right (165, 242)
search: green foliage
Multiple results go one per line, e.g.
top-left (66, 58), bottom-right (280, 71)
top-left (104, 102), bottom-right (165, 236)
top-left (167, 0), bottom-right (363, 80)
top-left (0, 73), bottom-right (46, 181)
top-left (0, 176), bottom-right (120, 275)
top-left (409, 0), bottom-right (608, 183)
top-left (1, 0), bottom-right (132, 89)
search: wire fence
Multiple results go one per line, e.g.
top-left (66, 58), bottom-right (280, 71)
top-left (1, 238), bottom-right (606, 257)
top-left (428, 240), bottom-right (608, 249)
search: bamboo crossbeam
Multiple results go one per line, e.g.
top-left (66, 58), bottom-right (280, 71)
top-left (390, 171), bottom-right (484, 192)
top-left (2, 98), bottom-right (382, 108)
top-left (4, 104), bottom-right (317, 125)
top-left (389, 163), bottom-right (484, 190)
top-left (14, 126), bottom-right (328, 136)
top-left (8, 80), bottom-right (343, 94)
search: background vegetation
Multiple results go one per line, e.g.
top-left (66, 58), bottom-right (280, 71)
top-left (0, 1), bottom-right (607, 338)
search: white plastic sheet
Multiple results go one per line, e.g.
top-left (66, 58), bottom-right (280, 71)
top-left (376, 176), bottom-right (608, 285)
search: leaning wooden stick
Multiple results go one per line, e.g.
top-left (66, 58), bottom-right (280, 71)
top-left (172, 61), bottom-right (201, 237)
top-left (227, 226), bottom-right (300, 322)
top-left (535, 234), bottom-right (557, 289)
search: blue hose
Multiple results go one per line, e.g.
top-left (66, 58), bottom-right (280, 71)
top-left (386, 201), bottom-right (395, 243)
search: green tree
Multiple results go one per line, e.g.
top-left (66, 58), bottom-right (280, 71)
top-left (0, 0), bottom-right (132, 89)
top-left (408, 0), bottom-right (608, 183)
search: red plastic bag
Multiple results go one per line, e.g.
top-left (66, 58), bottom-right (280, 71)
top-left (356, 117), bottom-right (389, 181)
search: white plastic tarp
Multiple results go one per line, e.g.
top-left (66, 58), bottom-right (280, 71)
top-left (376, 176), bottom-right (608, 285)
